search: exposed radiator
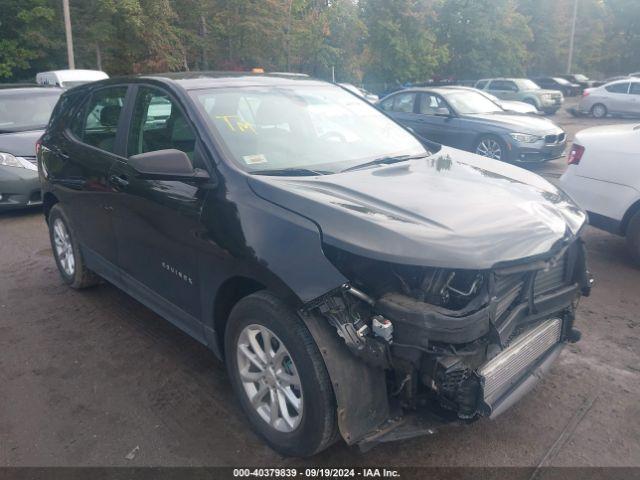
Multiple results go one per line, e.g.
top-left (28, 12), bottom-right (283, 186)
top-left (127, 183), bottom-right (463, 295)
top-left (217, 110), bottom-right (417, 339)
top-left (479, 318), bottom-right (562, 405)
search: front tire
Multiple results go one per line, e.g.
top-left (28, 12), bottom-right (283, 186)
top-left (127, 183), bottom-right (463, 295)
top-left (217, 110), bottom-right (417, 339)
top-left (475, 135), bottom-right (508, 161)
top-left (625, 211), bottom-right (640, 265)
top-left (591, 103), bottom-right (607, 119)
top-left (224, 291), bottom-right (338, 456)
top-left (48, 204), bottom-right (100, 289)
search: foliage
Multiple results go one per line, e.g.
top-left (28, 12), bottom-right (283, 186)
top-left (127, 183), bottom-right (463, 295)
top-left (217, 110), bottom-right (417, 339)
top-left (0, 0), bottom-right (638, 87)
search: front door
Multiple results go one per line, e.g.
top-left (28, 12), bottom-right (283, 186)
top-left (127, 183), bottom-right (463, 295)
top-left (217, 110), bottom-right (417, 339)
top-left (54, 85), bottom-right (130, 267)
top-left (108, 85), bottom-right (209, 339)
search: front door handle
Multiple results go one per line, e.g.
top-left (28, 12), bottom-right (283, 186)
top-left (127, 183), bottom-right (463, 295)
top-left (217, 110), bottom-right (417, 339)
top-left (109, 174), bottom-right (129, 188)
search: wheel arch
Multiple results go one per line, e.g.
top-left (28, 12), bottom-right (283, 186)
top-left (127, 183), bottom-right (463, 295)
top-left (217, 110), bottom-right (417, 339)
top-left (523, 96), bottom-right (541, 108)
top-left (42, 192), bottom-right (59, 223)
top-left (621, 199), bottom-right (640, 235)
top-left (212, 275), bottom-right (267, 355)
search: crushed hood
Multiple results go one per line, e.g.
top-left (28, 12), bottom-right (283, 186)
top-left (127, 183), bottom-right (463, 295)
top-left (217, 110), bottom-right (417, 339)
top-left (248, 147), bottom-right (586, 270)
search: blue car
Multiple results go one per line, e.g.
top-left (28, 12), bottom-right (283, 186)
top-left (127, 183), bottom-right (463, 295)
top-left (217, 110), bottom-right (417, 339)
top-left (378, 86), bottom-right (566, 163)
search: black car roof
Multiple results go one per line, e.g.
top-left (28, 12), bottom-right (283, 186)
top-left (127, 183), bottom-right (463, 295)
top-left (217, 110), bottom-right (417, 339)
top-left (78, 71), bottom-right (329, 92)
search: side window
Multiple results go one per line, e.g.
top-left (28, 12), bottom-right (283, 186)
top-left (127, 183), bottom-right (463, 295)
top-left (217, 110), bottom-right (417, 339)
top-left (628, 83), bottom-right (640, 95)
top-left (605, 82), bottom-right (630, 94)
top-left (418, 93), bottom-right (443, 115)
top-left (71, 87), bottom-right (127, 153)
top-left (128, 87), bottom-right (199, 165)
top-left (476, 80), bottom-right (488, 89)
top-left (390, 92), bottom-right (416, 113)
top-left (379, 97), bottom-right (394, 111)
top-left (490, 80), bottom-right (516, 92)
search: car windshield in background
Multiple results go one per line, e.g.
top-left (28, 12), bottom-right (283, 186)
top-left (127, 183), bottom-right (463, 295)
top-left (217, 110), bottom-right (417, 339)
top-left (190, 85), bottom-right (426, 175)
top-left (553, 77), bottom-right (572, 85)
top-left (0, 90), bottom-right (61, 132)
top-left (443, 90), bottom-right (503, 114)
top-left (573, 74), bottom-right (589, 82)
top-left (516, 79), bottom-right (541, 90)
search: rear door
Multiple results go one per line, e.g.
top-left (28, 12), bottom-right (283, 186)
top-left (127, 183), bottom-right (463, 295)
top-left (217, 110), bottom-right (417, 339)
top-left (108, 84), bottom-right (209, 339)
top-left (50, 85), bottom-right (130, 268)
top-left (629, 82), bottom-right (640, 114)
top-left (604, 82), bottom-right (631, 114)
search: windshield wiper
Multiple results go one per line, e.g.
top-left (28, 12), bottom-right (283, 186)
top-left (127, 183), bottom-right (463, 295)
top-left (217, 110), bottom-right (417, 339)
top-left (250, 167), bottom-right (332, 176)
top-left (341, 154), bottom-right (430, 173)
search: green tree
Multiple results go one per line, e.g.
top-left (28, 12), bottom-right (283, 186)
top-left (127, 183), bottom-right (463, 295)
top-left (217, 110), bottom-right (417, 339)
top-left (0, 0), bottom-right (63, 79)
top-left (361, 0), bottom-right (448, 89)
top-left (437, 0), bottom-right (532, 78)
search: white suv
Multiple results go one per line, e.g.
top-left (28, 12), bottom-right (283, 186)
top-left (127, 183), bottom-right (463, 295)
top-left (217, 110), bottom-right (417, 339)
top-left (559, 123), bottom-right (640, 262)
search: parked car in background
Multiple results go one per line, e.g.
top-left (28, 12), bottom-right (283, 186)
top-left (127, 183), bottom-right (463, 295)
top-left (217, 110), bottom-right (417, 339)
top-left (559, 124), bottom-right (640, 263)
top-left (441, 86), bottom-right (539, 115)
top-left (0, 84), bottom-right (62, 211)
top-left (532, 77), bottom-right (581, 97)
top-left (378, 86), bottom-right (566, 162)
top-left (576, 78), bottom-right (640, 118)
top-left (36, 69), bottom-right (108, 89)
top-left (38, 72), bottom-right (589, 456)
top-left (338, 83), bottom-right (379, 102)
top-left (475, 78), bottom-right (564, 114)
top-left (593, 75), bottom-right (629, 87)
top-left (560, 74), bottom-right (595, 90)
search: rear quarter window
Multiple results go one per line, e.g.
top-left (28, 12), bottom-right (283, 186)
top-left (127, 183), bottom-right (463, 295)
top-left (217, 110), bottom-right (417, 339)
top-left (605, 82), bottom-right (630, 94)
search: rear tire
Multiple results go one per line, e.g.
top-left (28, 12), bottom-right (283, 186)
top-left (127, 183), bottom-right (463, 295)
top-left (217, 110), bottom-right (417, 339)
top-left (48, 204), bottom-right (100, 289)
top-left (224, 291), bottom-right (338, 456)
top-left (625, 211), bottom-right (640, 265)
top-left (591, 103), bottom-right (607, 119)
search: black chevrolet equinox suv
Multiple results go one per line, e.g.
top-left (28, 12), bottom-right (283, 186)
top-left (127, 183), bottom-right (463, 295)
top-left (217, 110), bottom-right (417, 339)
top-left (39, 73), bottom-right (591, 456)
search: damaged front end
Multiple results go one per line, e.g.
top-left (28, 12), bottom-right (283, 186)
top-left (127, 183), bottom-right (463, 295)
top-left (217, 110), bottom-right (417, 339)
top-left (300, 239), bottom-right (593, 449)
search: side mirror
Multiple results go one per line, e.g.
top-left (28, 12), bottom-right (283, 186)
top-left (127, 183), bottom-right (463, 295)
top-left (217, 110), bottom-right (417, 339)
top-left (128, 149), bottom-right (211, 183)
top-left (435, 107), bottom-right (452, 117)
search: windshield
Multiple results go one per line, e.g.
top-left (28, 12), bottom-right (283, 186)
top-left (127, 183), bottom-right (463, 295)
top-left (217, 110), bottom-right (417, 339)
top-left (0, 90), bottom-right (61, 132)
top-left (515, 79), bottom-right (540, 91)
top-left (189, 84), bottom-right (426, 174)
top-left (553, 77), bottom-right (571, 85)
top-left (443, 90), bottom-right (503, 114)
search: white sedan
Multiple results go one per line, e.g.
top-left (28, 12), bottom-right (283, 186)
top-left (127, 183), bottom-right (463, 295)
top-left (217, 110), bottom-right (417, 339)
top-left (559, 123), bottom-right (640, 262)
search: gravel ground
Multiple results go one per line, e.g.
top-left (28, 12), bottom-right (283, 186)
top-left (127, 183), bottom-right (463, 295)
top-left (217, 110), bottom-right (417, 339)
top-left (0, 99), bottom-right (639, 467)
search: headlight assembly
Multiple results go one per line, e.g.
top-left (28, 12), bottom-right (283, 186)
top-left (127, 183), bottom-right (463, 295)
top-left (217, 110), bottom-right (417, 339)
top-left (509, 133), bottom-right (542, 143)
top-left (0, 152), bottom-right (37, 171)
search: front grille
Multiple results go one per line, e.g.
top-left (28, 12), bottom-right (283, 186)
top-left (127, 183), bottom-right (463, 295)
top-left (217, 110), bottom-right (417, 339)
top-left (479, 318), bottom-right (562, 405)
top-left (534, 256), bottom-right (567, 295)
top-left (22, 156), bottom-right (37, 165)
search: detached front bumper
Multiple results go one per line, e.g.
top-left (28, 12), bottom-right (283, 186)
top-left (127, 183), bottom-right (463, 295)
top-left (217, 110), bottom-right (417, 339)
top-left (0, 165), bottom-right (41, 211)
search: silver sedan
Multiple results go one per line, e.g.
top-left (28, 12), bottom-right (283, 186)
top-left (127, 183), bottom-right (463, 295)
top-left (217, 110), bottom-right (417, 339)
top-left (577, 79), bottom-right (640, 118)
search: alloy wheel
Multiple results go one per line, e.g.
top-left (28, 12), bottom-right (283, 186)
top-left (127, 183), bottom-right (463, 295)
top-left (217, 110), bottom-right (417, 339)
top-left (476, 138), bottom-right (503, 160)
top-left (236, 324), bottom-right (304, 433)
top-left (53, 218), bottom-right (75, 276)
top-left (592, 104), bottom-right (607, 118)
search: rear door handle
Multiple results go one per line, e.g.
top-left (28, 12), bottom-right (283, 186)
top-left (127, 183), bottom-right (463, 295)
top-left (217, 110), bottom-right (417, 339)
top-left (109, 174), bottom-right (129, 188)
